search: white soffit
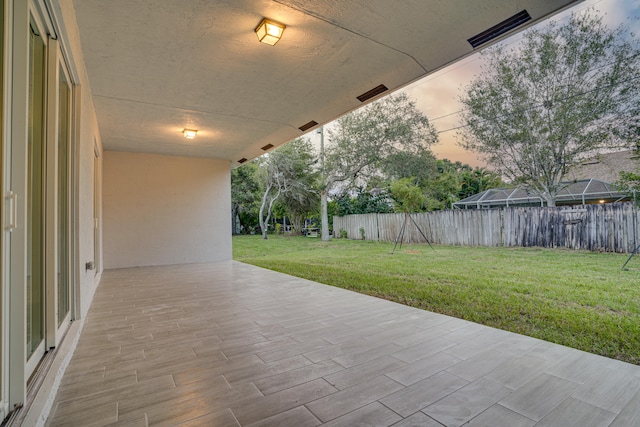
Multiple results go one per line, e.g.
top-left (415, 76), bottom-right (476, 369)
top-left (72, 0), bottom-right (580, 165)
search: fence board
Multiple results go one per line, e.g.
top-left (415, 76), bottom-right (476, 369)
top-left (333, 203), bottom-right (640, 253)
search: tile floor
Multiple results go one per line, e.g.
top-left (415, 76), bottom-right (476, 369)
top-left (46, 261), bottom-right (640, 426)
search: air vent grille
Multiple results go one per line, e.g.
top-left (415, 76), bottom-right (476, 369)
top-left (357, 84), bottom-right (388, 102)
top-left (299, 121), bottom-right (318, 132)
top-left (468, 10), bottom-right (531, 48)
top-left (237, 158), bottom-right (248, 164)
top-left (261, 144), bottom-right (274, 151)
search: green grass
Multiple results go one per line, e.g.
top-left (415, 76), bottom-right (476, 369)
top-left (233, 235), bottom-right (640, 365)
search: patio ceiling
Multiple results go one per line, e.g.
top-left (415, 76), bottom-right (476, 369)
top-left (72, 0), bottom-right (580, 166)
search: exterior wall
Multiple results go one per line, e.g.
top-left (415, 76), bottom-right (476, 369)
top-left (57, 0), bottom-right (104, 318)
top-left (103, 151), bottom-right (231, 269)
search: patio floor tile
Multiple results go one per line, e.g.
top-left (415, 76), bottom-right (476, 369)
top-left (44, 261), bottom-right (640, 426)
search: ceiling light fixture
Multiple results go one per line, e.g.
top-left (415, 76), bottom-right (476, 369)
top-left (255, 18), bottom-right (285, 45)
top-left (183, 129), bottom-right (198, 139)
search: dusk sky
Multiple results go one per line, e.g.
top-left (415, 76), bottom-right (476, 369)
top-left (402, 0), bottom-right (640, 167)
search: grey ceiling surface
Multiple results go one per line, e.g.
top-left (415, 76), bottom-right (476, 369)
top-left (72, 0), bottom-right (580, 165)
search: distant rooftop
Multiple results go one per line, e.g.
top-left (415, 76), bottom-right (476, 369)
top-left (452, 179), bottom-right (629, 209)
top-left (567, 150), bottom-right (640, 183)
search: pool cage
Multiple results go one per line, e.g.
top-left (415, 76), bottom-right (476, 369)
top-left (452, 179), bottom-right (631, 209)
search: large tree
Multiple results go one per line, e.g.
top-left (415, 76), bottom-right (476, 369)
top-left (257, 138), bottom-right (317, 239)
top-left (458, 11), bottom-right (640, 206)
top-left (384, 145), bottom-right (439, 189)
top-left (320, 92), bottom-right (438, 240)
top-left (277, 138), bottom-right (321, 234)
top-left (231, 161), bottom-right (260, 234)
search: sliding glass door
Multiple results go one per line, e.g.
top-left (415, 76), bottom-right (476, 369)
top-left (25, 10), bottom-right (75, 378)
top-left (3, 0), bottom-right (79, 410)
top-left (26, 19), bottom-right (46, 373)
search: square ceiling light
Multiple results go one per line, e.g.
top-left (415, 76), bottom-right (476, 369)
top-left (255, 18), bottom-right (285, 45)
top-left (183, 129), bottom-right (198, 139)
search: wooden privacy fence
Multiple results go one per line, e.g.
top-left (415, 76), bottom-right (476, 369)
top-left (333, 202), bottom-right (640, 253)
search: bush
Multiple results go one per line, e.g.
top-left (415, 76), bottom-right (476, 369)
top-left (359, 226), bottom-right (366, 240)
top-left (339, 229), bottom-right (348, 239)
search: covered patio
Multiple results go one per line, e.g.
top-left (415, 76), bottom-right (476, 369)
top-left (8, 1), bottom-right (629, 424)
top-left (45, 263), bottom-right (640, 426)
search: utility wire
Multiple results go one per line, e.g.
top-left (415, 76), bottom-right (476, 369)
top-left (436, 72), bottom-right (640, 135)
top-left (429, 50), bottom-right (640, 124)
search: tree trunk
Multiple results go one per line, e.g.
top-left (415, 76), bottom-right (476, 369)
top-left (261, 208), bottom-right (272, 239)
top-left (545, 194), bottom-right (556, 207)
top-left (259, 202), bottom-right (268, 239)
top-left (259, 183), bottom-right (271, 239)
top-left (261, 205), bottom-right (273, 240)
top-left (292, 215), bottom-right (303, 235)
top-left (321, 187), bottom-right (330, 241)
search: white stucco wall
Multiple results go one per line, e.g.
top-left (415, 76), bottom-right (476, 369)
top-left (58, 0), bottom-right (104, 318)
top-left (102, 151), bottom-right (231, 269)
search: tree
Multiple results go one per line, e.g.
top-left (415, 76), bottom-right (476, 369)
top-left (321, 92), bottom-right (438, 240)
top-left (390, 178), bottom-right (426, 213)
top-left (231, 161), bottom-right (260, 234)
top-left (333, 188), bottom-right (393, 216)
top-left (257, 138), bottom-right (317, 239)
top-left (385, 146), bottom-right (439, 189)
top-left (425, 168), bottom-right (460, 210)
top-left (458, 167), bottom-right (503, 199)
top-left (458, 11), bottom-right (640, 206)
top-left (616, 170), bottom-right (640, 205)
top-left (277, 139), bottom-right (321, 234)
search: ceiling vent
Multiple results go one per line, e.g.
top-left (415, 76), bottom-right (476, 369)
top-left (467, 10), bottom-right (531, 48)
top-left (357, 84), bottom-right (388, 102)
top-left (261, 144), bottom-right (274, 151)
top-left (299, 120), bottom-right (318, 132)
top-left (237, 158), bottom-right (248, 164)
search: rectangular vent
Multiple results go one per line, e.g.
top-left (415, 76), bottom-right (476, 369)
top-left (261, 144), bottom-right (274, 151)
top-left (237, 158), bottom-right (247, 164)
top-left (357, 84), bottom-right (388, 102)
top-left (468, 10), bottom-right (531, 48)
top-left (298, 121), bottom-right (318, 132)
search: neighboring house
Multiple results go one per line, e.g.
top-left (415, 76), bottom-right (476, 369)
top-left (454, 151), bottom-right (639, 209)
top-left (453, 179), bottom-right (629, 209)
top-left (566, 150), bottom-right (640, 183)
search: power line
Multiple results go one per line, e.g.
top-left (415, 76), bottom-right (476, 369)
top-left (436, 72), bottom-right (640, 135)
top-left (429, 45), bottom-right (640, 126)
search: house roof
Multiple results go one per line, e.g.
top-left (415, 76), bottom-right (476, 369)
top-left (566, 150), bottom-right (640, 183)
top-left (452, 179), bottom-right (629, 209)
top-left (70, 0), bottom-right (579, 165)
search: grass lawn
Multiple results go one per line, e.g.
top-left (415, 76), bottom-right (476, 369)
top-left (233, 235), bottom-right (640, 365)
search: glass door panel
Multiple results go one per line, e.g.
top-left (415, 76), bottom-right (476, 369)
top-left (27, 22), bottom-right (46, 363)
top-left (57, 66), bottom-right (70, 326)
